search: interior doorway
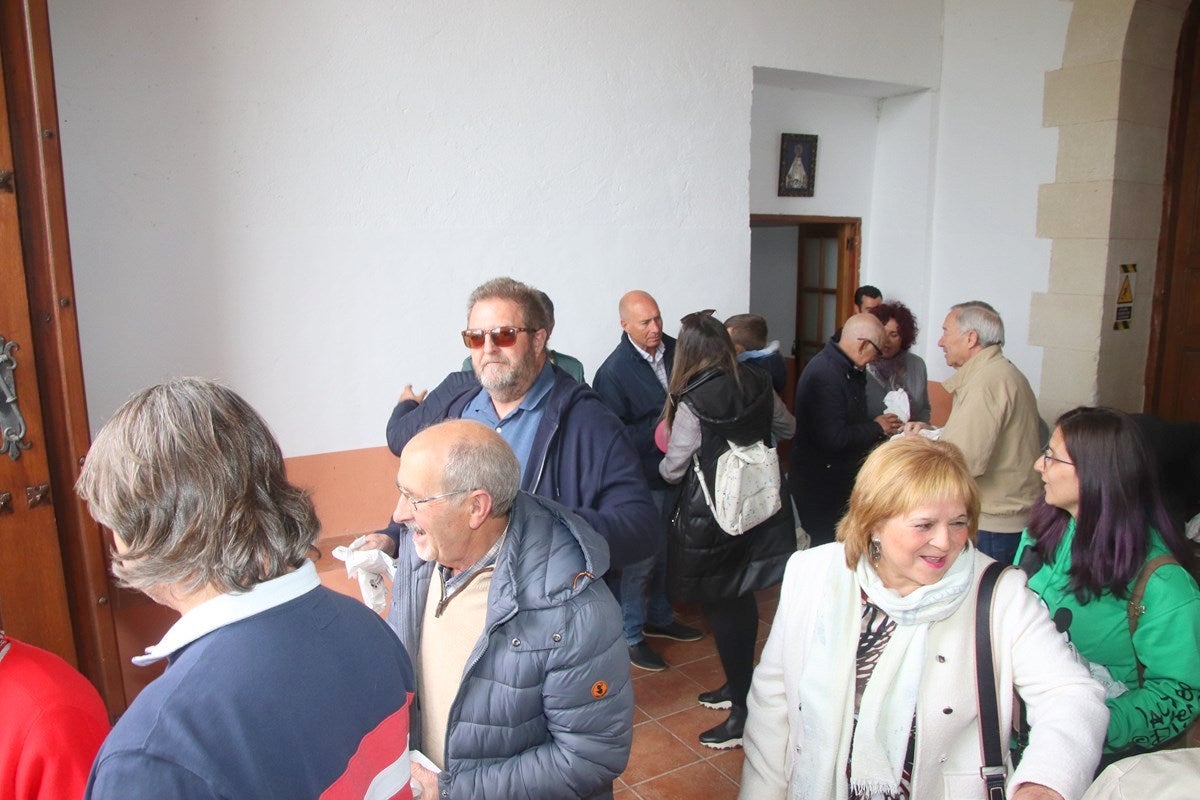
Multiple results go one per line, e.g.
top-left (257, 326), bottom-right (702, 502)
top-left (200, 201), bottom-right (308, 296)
top-left (1148, 0), bottom-right (1200, 421)
top-left (749, 214), bottom-right (861, 394)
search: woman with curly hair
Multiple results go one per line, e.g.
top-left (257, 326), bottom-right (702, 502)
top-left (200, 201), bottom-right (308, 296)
top-left (866, 302), bottom-right (931, 423)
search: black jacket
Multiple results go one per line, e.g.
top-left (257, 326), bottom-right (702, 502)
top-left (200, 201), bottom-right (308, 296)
top-left (789, 339), bottom-right (884, 488)
top-left (669, 365), bottom-right (794, 603)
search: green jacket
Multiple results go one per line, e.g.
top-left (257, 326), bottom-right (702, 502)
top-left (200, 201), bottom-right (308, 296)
top-left (1015, 521), bottom-right (1200, 753)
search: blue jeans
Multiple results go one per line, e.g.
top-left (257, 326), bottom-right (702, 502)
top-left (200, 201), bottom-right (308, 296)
top-left (614, 489), bottom-right (674, 644)
top-left (618, 554), bottom-right (675, 644)
top-left (976, 530), bottom-right (1021, 565)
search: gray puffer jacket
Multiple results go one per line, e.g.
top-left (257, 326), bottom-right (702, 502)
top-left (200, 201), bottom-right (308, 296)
top-left (387, 492), bottom-right (633, 800)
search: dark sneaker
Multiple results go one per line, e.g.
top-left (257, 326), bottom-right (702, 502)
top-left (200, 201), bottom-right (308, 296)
top-left (698, 683), bottom-right (732, 710)
top-left (642, 621), bottom-right (703, 642)
top-left (698, 705), bottom-right (747, 750)
top-left (628, 641), bottom-right (667, 672)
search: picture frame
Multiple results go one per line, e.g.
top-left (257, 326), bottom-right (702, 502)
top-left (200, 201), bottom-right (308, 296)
top-left (778, 133), bottom-right (817, 197)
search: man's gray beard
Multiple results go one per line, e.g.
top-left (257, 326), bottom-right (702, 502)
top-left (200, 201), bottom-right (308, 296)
top-left (477, 356), bottom-right (536, 403)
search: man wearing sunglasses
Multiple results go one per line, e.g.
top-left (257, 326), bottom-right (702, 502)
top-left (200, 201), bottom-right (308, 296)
top-left (790, 312), bottom-right (898, 547)
top-left (458, 290), bottom-right (585, 383)
top-left (367, 277), bottom-right (658, 581)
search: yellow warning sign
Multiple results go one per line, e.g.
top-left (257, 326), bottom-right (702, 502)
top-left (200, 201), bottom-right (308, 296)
top-left (1117, 277), bottom-right (1134, 304)
top-left (1114, 320), bottom-right (1131, 331)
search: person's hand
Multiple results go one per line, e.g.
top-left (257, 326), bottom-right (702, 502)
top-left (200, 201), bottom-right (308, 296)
top-left (353, 533), bottom-right (397, 557)
top-left (875, 413), bottom-right (902, 435)
top-left (410, 763), bottom-right (438, 799)
top-left (398, 384), bottom-right (428, 404)
top-left (1011, 783), bottom-right (1063, 800)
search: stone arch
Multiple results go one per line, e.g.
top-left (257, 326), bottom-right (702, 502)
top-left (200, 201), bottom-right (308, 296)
top-left (1032, 0), bottom-right (1190, 422)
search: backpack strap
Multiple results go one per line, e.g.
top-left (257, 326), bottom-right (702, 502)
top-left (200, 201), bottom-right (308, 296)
top-left (976, 560), bottom-right (1010, 800)
top-left (1127, 554), bottom-right (1180, 687)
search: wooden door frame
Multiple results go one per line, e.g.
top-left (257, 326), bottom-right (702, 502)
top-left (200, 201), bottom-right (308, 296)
top-left (0, 0), bottom-right (125, 715)
top-left (1146, 0), bottom-right (1198, 414)
top-left (749, 212), bottom-right (862, 352)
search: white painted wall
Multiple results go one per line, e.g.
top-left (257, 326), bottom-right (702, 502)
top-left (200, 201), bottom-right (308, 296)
top-left (749, 83), bottom-right (884, 220)
top-left (924, 0), bottom-right (1072, 385)
top-left (867, 90), bottom-right (939, 340)
top-left (48, 0), bottom-right (1065, 456)
top-left (748, 78), bottom-right (940, 354)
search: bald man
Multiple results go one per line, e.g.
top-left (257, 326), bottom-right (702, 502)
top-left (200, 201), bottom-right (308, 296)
top-left (388, 420), bottom-right (631, 799)
top-left (594, 290), bottom-right (702, 673)
top-left (790, 313), bottom-right (900, 545)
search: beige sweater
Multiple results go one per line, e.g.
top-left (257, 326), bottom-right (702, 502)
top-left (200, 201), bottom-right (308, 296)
top-left (418, 568), bottom-right (493, 769)
top-left (940, 346), bottom-right (1043, 532)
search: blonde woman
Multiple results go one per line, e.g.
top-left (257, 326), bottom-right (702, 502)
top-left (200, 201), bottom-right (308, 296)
top-left (741, 437), bottom-right (1107, 800)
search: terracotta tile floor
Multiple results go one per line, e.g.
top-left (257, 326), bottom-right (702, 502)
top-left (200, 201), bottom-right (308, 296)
top-left (616, 586), bottom-right (779, 799)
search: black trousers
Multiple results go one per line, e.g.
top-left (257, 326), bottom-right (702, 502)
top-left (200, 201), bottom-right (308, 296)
top-left (700, 592), bottom-right (759, 710)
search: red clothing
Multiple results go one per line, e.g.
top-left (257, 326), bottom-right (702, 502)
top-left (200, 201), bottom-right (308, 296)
top-left (0, 638), bottom-right (110, 800)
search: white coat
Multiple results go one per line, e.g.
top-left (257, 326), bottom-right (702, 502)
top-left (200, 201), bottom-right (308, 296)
top-left (741, 545), bottom-right (1108, 800)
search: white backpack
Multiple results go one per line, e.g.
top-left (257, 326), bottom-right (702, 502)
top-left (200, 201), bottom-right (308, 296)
top-left (691, 439), bottom-right (782, 536)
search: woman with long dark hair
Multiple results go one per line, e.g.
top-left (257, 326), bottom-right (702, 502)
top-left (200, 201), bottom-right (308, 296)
top-left (658, 311), bottom-right (796, 749)
top-left (1016, 406), bottom-right (1200, 764)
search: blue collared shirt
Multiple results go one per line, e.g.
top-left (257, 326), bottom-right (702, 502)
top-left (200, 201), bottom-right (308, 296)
top-left (462, 360), bottom-right (556, 475)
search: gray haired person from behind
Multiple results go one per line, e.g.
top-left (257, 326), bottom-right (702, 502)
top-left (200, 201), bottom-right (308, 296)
top-left (77, 377), bottom-right (415, 800)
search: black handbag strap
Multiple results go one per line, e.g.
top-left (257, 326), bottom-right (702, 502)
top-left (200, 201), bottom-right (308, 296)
top-left (975, 560), bottom-right (1010, 800)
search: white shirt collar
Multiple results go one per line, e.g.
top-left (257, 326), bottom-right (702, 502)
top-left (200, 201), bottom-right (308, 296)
top-left (633, 341), bottom-right (665, 364)
top-left (132, 561), bottom-right (321, 666)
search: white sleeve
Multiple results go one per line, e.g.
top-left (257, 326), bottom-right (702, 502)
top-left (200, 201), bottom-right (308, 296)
top-left (999, 571), bottom-right (1108, 799)
top-left (740, 554), bottom-right (804, 800)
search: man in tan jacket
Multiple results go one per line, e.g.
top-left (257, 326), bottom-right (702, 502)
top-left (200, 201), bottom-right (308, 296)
top-left (908, 301), bottom-right (1042, 564)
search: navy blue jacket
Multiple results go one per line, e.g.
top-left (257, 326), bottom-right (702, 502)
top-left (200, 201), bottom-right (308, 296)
top-left (385, 364), bottom-right (658, 571)
top-left (592, 333), bottom-right (675, 490)
top-left (87, 585), bottom-right (415, 799)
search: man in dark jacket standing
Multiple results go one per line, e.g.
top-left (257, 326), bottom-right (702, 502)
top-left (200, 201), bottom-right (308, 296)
top-left (790, 313), bottom-right (900, 545)
top-left (362, 277), bottom-right (658, 576)
top-left (594, 290), bottom-right (702, 673)
top-left (392, 420), bottom-right (632, 800)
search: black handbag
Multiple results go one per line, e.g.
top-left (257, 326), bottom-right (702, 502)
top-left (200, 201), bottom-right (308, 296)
top-left (975, 561), bottom-right (1011, 800)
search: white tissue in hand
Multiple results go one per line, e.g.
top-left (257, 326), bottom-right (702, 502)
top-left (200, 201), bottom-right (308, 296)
top-left (332, 535), bottom-right (397, 613)
top-left (1085, 660), bottom-right (1128, 700)
top-left (883, 389), bottom-right (911, 423)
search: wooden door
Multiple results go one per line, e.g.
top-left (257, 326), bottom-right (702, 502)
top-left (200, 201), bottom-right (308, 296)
top-left (0, 38), bottom-right (76, 659)
top-left (0, 0), bottom-right (125, 716)
top-left (793, 221), bottom-right (859, 369)
top-left (1149, 0), bottom-right (1200, 420)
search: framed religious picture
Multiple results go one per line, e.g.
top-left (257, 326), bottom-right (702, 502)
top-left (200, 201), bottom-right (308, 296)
top-left (778, 133), bottom-right (817, 197)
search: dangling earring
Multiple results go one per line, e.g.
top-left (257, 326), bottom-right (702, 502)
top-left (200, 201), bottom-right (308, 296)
top-left (869, 539), bottom-right (882, 561)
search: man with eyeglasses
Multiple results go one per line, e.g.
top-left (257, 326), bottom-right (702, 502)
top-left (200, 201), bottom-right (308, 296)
top-left (593, 290), bottom-right (703, 673)
top-left (790, 312), bottom-right (899, 546)
top-left (365, 277), bottom-right (658, 578)
top-left (388, 419), bottom-right (632, 799)
top-left (903, 301), bottom-right (1042, 565)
